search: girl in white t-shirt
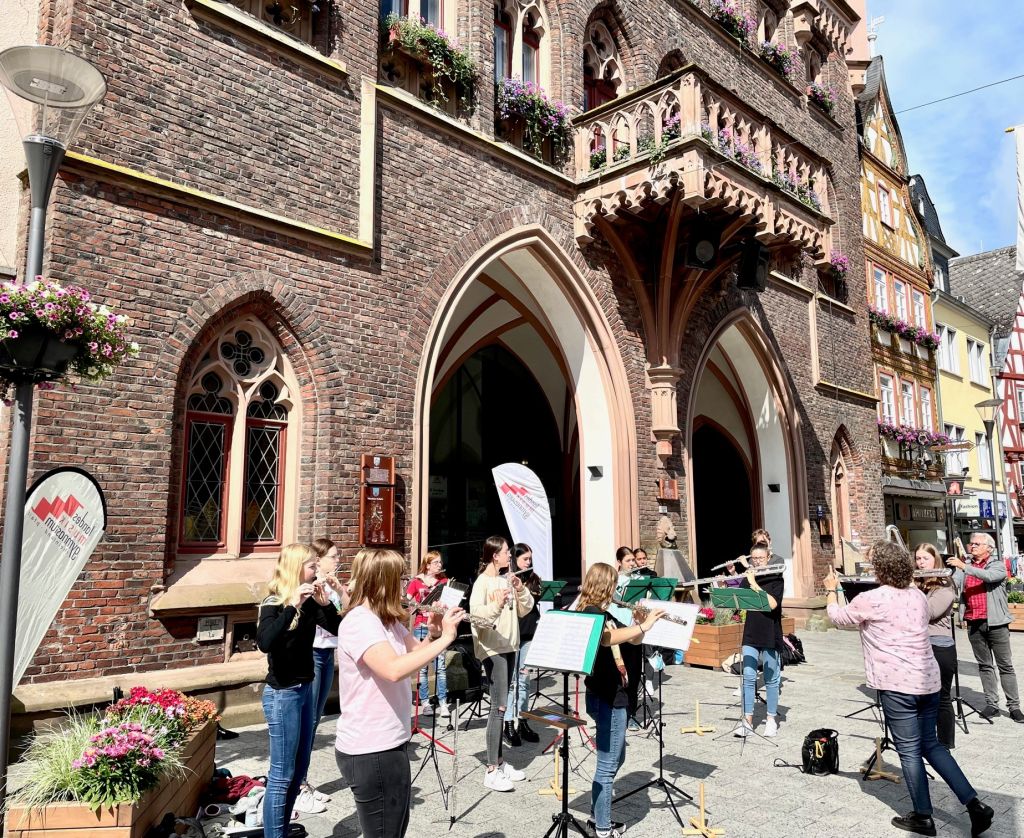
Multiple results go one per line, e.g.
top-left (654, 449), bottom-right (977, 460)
top-left (335, 549), bottom-right (463, 838)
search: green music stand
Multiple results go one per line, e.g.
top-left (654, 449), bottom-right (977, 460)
top-left (710, 587), bottom-right (771, 612)
top-left (622, 577), bottom-right (677, 603)
top-left (539, 580), bottom-right (566, 604)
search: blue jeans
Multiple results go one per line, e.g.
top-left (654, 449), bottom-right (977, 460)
top-left (586, 693), bottom-right (627, 832)
top-left (879, 690), bottom-right (977, 816)
top-left (262, 682), bottom-right (315, 837)
top-left (504, 640), bottom-right (532, 722)
top-left (742, 644), bottom-right (780, 717)
top-left (413, 625), bottom-right (447, 703)
top-left (312, 646), bottom-right (336, 725)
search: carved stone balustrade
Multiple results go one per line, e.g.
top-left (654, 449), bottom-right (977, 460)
top-left (573, 65), bottom-right (833, 264)
top-left (791, 0), bottom-right (857, 57)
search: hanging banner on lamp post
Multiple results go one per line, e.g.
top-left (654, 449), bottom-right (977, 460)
top-left (492, 463), bottom-right (553, 584)
top-left (14, 467), bottom-right (107, 685)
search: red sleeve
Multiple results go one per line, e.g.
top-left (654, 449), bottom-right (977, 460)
top-left (406, 578), bottom-right (428, 603)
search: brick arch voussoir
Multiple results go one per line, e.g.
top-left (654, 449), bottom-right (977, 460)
top-left (832, 424), bottom-right (862, 469)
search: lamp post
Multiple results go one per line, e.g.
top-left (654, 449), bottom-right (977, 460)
top-left (0, 45), bottom-right (105, 806)
top-left (975, 397), bottom-right (1005, 561)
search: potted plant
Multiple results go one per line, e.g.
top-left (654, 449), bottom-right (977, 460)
top-left (759, 40), bottom-right (797, 81)
top-left (495, 77), bottom-right (572, 164)
top-left (5, 687), bottom-right (218, 836)
top-left (709, 0), bottom-right (756, 44)
top-left (0, 277), bottom-right (138, 401)
top-left (381, 14), bottom-right (478, 115)
top-left (1008, 589), bottom-right (1024, 632)
top-left (687, 606), bottom-right (744, 668)
top-left (807, 82), bottom-right (837, 117)
top-left (829, 251), bottom-right (849, 283)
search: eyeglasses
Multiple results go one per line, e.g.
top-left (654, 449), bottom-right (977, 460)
top-left (968, 543), bottom-right (985, 549)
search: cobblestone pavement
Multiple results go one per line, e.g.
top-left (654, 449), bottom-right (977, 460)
top-left (213, 628), bottom-right (1024, 838)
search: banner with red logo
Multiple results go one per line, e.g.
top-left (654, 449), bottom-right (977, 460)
top-left (15, 467), bottom-right (107, 685)
top-left (492, 463), bottom-right (553, 585)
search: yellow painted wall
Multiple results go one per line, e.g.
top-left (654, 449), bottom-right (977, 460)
top-left (934, 297), bottom-right (1005, 497)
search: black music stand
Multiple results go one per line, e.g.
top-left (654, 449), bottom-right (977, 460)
top-left (412, 660), bottom-right (451, 810)
top-left (613, 577), bottom-right (693, 824)
top-left (947, 570), bottom-right (991, 731)
top-left (837, 576), bottom-right (886, 727)
top-left (620, 578), bottom-right (677, 730)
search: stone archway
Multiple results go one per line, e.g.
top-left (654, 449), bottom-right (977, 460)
top-left (685, 312), bottom-right (811, 595)
top-left (412, 227), bottom-right (639, 576)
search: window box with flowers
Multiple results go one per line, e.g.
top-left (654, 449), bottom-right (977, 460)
top-left (771, 167), bottom-right (822, 212)
top-left (709, 0), bottom-right (756, 45)
top-left (807, 82), bottom-right (837, 117)
top-left (380, 14), bottom-right (477, 119)
top-left (5, 687), bottom-right (218, 837)
top-left (495, 78), bottom-right (572, 166)
top-left (759, 40), bottom-right (798, 83)
top-left (590, 113), bottom-right (682, 172)
top-left (868, 306), bottom-right (940, 351)
top-left (0, 278), bottom-right (138, 402)
top-left (877, 421), bottom-right (950, 450)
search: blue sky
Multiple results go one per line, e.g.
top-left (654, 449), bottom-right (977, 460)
top-left (870, 0), bottom-right (1024, 257)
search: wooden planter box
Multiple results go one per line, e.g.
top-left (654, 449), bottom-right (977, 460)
top-left (5, 721), bottom-right (216, 838)
top-left (1009, 603), bottom-right (1024, 632)
top-left (685, 622), bottom-right (743, 669)
top-left (781, 616), bottom-right (795, 636)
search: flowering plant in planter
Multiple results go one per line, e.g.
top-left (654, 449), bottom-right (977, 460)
top-left (696, 605), bottom-right (744, 625)
top-left (877, 421), bottom-right (950, 448)
top-left (382, 14), bottom-right (477, 111)
top-left (868, 306), bottom-right (940, 349)
top-left (829, 250), bottom-right (849, 281)
top-left (759, 41), bottom-right (797, 80)
top-left (709, 0), bottom-right (756, 42)
top-left (807, 82), bottom-right (837, 117)
top-left (717, 127), bottom-right (763, 173)
top-left (7, 686), bottom-right (217, 811)
top-left (496, 77), bottom-right (572, 161)
top-left (0, 277), bottom-right (139, 399)
top-left (771, 168), bottom-right (822, 211)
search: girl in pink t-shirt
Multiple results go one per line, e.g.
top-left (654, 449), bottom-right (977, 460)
top-left (335, 549), bottom-right (463, 838)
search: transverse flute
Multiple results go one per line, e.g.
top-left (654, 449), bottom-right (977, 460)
top-left (612, 598), bottom-right (692, 627)
top-left (413, 602), bottom-right (498, 629)
top-left (838, 568), bottom-right (953, 583)
top-left (677, 564), bottom-right (785, 590)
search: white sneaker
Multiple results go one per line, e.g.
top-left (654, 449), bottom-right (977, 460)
top-left (293, 789), bottom-right (328, 814)
top-left (301, 782), bottom-right (331, 804)
top-left (733, 721), bottom-right (752, 738)
top-left (484, 768), bottom-right (514, 791)
top-left (499, 761), bottom-right (526, 781)
top-left (438, 703), bottom-right (451, 718)
top-left (764, 717), bottom-right (779, 737)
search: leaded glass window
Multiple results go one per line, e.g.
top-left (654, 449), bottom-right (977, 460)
top-left (179, 318), bottom-right (299, 554)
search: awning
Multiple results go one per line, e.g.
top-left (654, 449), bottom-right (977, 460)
top-left (881, 476), bottom-right (946, 500)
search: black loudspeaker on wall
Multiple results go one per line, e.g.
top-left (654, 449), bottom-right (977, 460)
top-left (737, 239), bottom-right (770, 291)
top-left (684, 220), bottom-right (721, 269)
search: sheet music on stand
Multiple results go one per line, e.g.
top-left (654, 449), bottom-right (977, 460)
top-left (524, 610), bottom-right (604, 676)
top-left (633, 599), bottom-right (699, 651)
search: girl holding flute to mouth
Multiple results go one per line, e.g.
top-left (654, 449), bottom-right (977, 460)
top-left (469, 535), bottom-right (535, 792)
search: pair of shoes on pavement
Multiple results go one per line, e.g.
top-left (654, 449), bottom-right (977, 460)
top-left (588, 819), bottom-right (626, 838)
top-left (294, 783), bottom-right (329, 814)
top-left (482, 761), bottom-right (525, 792)
top-left (626, 717), bottom-right (642, 732)
top-left (733, 717), bottom-right (780, 738)
top-left (891, 798), bottom-right (994, 837)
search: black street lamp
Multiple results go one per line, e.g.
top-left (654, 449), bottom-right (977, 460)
top-left (0, 45), bottom-right (105, 807)
top-left (975, 397), bottom-right (1005, 560)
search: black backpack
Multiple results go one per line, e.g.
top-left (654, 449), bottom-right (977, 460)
top-left (800, 728), bottom-right (839, 775)
top-left (781, 633), bottom-right (806, 666)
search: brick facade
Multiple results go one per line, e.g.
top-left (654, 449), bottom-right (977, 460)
top-left (3, 0), bottom-right (883, 688)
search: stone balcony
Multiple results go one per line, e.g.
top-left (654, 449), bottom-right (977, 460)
top-left (572, 65), bottom-right (833, 263)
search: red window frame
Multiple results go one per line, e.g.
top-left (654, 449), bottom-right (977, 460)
top-left (179, 411), bottom-right (233, 552)
top-left (522, 21), bottom-right (540, 83)
top-left (240, 417), bottom-right (288, 552)
top-left (494, 8), bottom-right (512, 82)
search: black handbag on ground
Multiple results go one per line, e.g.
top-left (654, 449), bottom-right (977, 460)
top-left (800, 728), bottom-right (839, 775)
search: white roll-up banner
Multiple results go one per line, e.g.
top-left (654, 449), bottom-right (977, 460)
top-left (491, 463), bottom-right (553, 584)
top-left (15, 467), bottom-right (107, 685)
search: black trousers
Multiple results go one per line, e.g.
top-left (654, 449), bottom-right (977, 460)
top-left (335, 742), bottom-right (411, 838)
top-left (931, 643), bottom-right (957, 748)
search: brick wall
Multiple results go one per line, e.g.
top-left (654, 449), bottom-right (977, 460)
top-left (5, 0), bottom-right (883, 684)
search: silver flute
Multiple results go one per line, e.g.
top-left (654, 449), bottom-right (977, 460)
top-left (612, 598), bottom-right (692, 627)
top-left (413, 602), bottom-right (498, 629)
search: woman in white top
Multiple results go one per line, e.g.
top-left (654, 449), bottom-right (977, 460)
top-left (469, 535), bottom-right (534, 791)
top-left (335, 548), bottom-right (463, 838)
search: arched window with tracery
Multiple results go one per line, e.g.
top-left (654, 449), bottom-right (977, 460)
top-left (583, 20), bottom-right (622, 111)
top-left (522, 10), bottom-right (541, 84)
top-left (179, 317), bottom-right (302, 555)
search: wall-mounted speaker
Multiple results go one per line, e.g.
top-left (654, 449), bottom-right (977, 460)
top-left (684, 219), bottom-right (720, 270)
top-left (737, 239), bottom-right (770, 291)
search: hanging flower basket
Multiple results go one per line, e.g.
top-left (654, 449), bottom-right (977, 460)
top-left (0, 278), bottom-right (139, 399)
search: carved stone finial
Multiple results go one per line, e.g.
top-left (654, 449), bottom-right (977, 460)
top-left (656, 514), bottom-right (678, 549)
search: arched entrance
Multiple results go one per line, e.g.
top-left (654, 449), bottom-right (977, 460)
top-left (686, 314), bottom-right (810, 595)
top-left (413, 228), bottom-right (638, 580)
top-left (692, 423), bottom-right (754, 576)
